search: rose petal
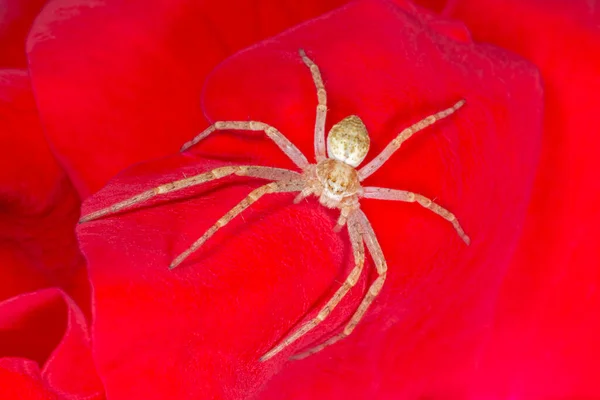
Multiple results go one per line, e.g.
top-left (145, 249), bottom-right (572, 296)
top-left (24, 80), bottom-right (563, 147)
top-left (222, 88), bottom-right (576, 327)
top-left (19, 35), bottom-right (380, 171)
top-left (1, 22), bottom-right (94, 396)
top-left (425, 0), bottom-right (600, 396)
top-left (27, 0), bottom-right (350, 198)
top-left (0, 358), bottom-right (58, 400)
top-left (0, 70), bottom-right (87, 310)
top-left (78, 0), bottom-right (542, 398)
top-left (0, 0), bottom-right (47, 68)
top-left (0, 289), bottom-right (104, 399)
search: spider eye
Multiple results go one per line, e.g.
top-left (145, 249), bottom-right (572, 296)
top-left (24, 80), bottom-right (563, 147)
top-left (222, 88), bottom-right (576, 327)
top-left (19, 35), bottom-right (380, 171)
top-left (327, 115), bottom-right (370, 167)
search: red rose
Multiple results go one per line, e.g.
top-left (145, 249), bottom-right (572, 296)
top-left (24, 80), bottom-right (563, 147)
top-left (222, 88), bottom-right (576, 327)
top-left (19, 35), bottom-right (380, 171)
top-left (1, 0), bottom-right (599, 398)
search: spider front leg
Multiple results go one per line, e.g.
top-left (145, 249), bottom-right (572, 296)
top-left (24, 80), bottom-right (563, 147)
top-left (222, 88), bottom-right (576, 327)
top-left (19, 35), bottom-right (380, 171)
top-left (181, 121), bottom-right (309, 169)
top-left (358, 100), bottom-right (465, 181)
top-left (299, 49), bottom-right (328, 162)
top-left (79, 166), bottom-right (300, 223)
top-left (363, 187), bottom-right (470, 244)
top-left (170, 179), bottom-right (304, 269)
top-left (291, 210), bottom-right (387, 359)
top-left (260, 213), bottom-right (366, 361)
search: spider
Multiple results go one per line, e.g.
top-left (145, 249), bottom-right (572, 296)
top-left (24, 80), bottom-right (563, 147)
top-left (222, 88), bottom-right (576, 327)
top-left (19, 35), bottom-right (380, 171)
top-left (79, 49), bottom-right (470, 361)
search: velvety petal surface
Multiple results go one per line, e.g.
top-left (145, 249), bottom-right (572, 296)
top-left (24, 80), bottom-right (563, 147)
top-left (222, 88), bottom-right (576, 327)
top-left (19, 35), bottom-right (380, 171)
top-left (78, 0), bottom-right (542, 398)
top-left (426, 0), bottom-right (600, 396)
top-left (27, 0), bottom-right (349, 198)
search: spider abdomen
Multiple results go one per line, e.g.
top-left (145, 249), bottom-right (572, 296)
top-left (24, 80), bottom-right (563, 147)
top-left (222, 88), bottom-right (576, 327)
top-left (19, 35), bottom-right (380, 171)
top-left (326, 115), bottom-right (370, 167)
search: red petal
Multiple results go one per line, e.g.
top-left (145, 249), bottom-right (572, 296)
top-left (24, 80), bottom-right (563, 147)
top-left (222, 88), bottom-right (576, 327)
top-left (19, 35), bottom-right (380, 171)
top-left (78, 0), bottom-right (542, 398)
top-left (0, 289), bottom-right (104, 399)
top-left (0, 0), bottom-right (46, 68)
top-left (27, 0), bottom-right (350, 198)
top-left (422, 0), bottom-right (600, 396)
top-left (1, 40), bottom-right (93, 399)
top-left (0, 359), bottom-right (58, 400)
top-left (0, 70), bottom-right (87, 309)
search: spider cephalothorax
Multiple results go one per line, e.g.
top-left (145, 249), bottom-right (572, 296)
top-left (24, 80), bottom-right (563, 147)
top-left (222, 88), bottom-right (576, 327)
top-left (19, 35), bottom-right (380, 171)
top-left (316, 159), bottom-right (361, 200)
top-left (79, 49), bottom-right (469, 361)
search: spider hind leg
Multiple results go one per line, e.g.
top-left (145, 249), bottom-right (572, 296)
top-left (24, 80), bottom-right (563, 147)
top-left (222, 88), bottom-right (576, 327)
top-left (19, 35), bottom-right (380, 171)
top-left (260, 212), bottom-right (367, 361)
top-left (170, 178), bottom-right (304, 269)
top-left (290, 210), bottom-right (388, 359)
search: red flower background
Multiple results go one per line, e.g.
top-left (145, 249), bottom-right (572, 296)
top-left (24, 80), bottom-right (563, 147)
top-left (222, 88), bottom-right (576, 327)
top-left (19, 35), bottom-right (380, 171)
top-left (1, 0), bottom-right (599, 398)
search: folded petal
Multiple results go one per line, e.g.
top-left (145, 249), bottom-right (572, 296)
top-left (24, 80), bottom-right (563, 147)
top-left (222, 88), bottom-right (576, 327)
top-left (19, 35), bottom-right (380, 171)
top-left (0, 359), bottom-right (59, 400)
top-left (0, 289), bottom-right (104, 399)
top-left (0, 70), bottom-right (87, 309)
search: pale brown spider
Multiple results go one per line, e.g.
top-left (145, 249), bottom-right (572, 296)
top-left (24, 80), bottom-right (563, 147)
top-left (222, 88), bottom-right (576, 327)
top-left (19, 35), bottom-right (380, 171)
top-left (79, 49), bottom-right (469, 361)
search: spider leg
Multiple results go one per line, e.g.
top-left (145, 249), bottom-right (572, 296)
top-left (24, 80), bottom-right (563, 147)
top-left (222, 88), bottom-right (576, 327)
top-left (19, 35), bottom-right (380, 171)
top-left (299, 49), bottom-right (328, 162)
top-left (293, 186), bottom-right (316, 204)
top-left (363, 186), bottom-right (470, 244)
top-left (79, 166), bottom-right (300, 223)
top-left (180, 121), bottom-right (309, 169)
top-left (170, 179), bottom-right (304, 269)
top-left (358, 100), bottom-right (465, 181)
top-left (260, 212), bottom-right (365, 362)
top-left (333, 207), bottom-right (351, 232)
top-left (291, 209), bottom-right (387, 359)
